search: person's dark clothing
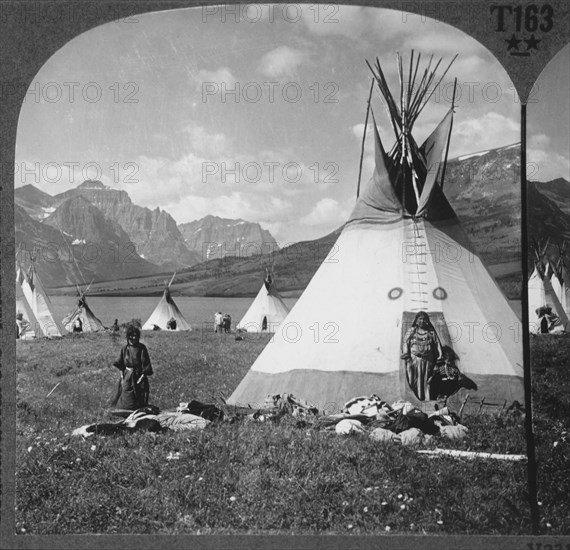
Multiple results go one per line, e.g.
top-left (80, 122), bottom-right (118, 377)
top-left (111, 343), bottom-right (153, 410)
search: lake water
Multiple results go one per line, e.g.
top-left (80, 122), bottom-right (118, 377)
top-left (49, 295), bottom-right (522, 330)
top-left (49, 295), bottom-right (299, 330)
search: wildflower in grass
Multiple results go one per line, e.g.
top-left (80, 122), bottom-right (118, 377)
top-left (347, 524), bottom-right (354, 530)
top-left (75, 458), bottom-right (81, 463)
top-left (364, 487), bottom-right (373, 493)
top-left (385, 526), bottom-right (391, 531)
top-left (437, 520), bottom-right (443, 525)
top-left (397, 494), bottom-right (403, 499)
top-left (546, 523), bottom-right (552, 528)
top-left (381, 501), bottom-right (388, 506)
top-left (363, 507), bottom-right (369, 513)
top-left (27, 446), bottom-right (32, 453)
top-left (400, 504), bottom-right (406, 510)
top-left (90, 445), bottom-right (96, 451)
top-left (229, 496), bottom-right (236, 502)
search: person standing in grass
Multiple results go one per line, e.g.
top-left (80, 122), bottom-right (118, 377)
top-left (110, 326), bottom-right (153, 410)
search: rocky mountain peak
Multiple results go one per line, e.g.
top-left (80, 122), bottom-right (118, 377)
top-left (178, 216), bottom-right (279, 259)
top-left (77, 179), bottom-right (108, 190)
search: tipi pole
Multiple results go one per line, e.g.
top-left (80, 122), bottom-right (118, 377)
top-left (357, 79), bottom-right (375, 198)
top-left (440, 78), bottom-right (457, 191)
top-left (168, 272), bottom-right (177, 287)
top-left (520, 103), bottom-right (540, 534)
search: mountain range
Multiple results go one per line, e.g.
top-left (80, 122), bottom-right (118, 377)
top-left (14, 143), bottom-right (570, 295)
top-left (14, 181), bottom-right (279, 286)
top-left (38, 143), bottom-right (570, 298)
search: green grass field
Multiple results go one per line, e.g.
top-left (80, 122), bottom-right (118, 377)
top-left (14, 331), bottom-right (569, 535)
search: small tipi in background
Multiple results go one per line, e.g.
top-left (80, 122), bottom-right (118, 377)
top-left (552, 243), bottom-right (570, 317)
top-left (16, 267), bottom-right (40, 339)
top-left (142, 273), bottom-right (191, 331)
top-left (18, 260), bottom-right (64, 338)
top-left (237, 267), bottom-right (290, 332)
top-left (528, 241), bottom-right (568, 333)
top-left (228, 51), bottom-right (525, 412)
top-left (63, 283), bottom-right (106, 332)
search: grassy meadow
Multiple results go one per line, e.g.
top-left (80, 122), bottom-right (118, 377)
top-left (13, 330), bottom-right (569, 536)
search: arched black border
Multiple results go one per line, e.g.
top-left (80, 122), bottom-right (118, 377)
top-left (1, 1), bottom-right (569, 547)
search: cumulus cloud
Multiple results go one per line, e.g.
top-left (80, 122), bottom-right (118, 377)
top-left (300, 197), bottom-right (350, 226)
top-left (196, 67), bottom-right (238, 99)
top-left (528, 133), bottom-right (551, 148)
top-left (258, 47), bottom-right (306, 78)
top-left (185, 125), bottom-right (229, 158)
top-left (527, 148), bottom-right (570, 182)
top-left (301, 6), bottom-right (403, 40)
top-left (166, 191), bottom-right (293, 227)
top-left (450, 112), bottom-right (519, 158)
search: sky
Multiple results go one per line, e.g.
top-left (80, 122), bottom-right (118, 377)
top-left (527, 43), bottom-right (570, 183)
top-left (15, 4), bottom-right (564, 245)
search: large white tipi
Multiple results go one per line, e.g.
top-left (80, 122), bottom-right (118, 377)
top-left (19, 263), bottom-right (64, 338)
top-left (237, 268), bottom-right (290, 332)
top-left (142, 274), bottom-right (191, 331)
top-left (228, 52), bottom-right (525, 412)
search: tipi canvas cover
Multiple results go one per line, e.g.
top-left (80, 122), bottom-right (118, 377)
top-left (237, 272), bottom-right (290, 332)
top-left (63, 291), bottom-right (106, 332)
top-left (553, 250), bottom-right (570, 317)
top-left (16, 268), bottom-right (40, 339)
top-left (228, 53), bottom-right (524, 412)
top-left (20, 264), bottom-right (64, 338)
top-left (142, 275), bottom-right (191, 331)
top-left (528, 266), bottom-right (546, 328)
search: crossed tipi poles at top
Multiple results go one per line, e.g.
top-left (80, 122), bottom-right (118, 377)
top-left (358, 50), bottom-right (458, 214)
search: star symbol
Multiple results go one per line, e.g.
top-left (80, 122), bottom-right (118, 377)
top-left (525, 34), bottom-right (541, 50)
top-left (505, 34), bottom-right (522, 50)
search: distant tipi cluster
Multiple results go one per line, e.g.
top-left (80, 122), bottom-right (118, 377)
top-left (528, 240), bottom-right (570, 333)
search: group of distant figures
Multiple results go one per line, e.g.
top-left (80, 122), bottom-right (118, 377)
top-left (15, 311), bottom-right (88, 338)
top-left (150, 318), bottom-right (178, 331)
top-left (534, 306), bottom-right (563, 334)
top-left (214, 311), bottom-right (232, 333)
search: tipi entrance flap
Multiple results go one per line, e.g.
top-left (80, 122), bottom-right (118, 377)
top-left (400, 311), bottom-right (467, 402)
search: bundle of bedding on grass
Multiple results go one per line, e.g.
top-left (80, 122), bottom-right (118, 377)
top-left (72, 405), bottom-right (215, 437)
top-left (311, 394), bottom-right (469, 446)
